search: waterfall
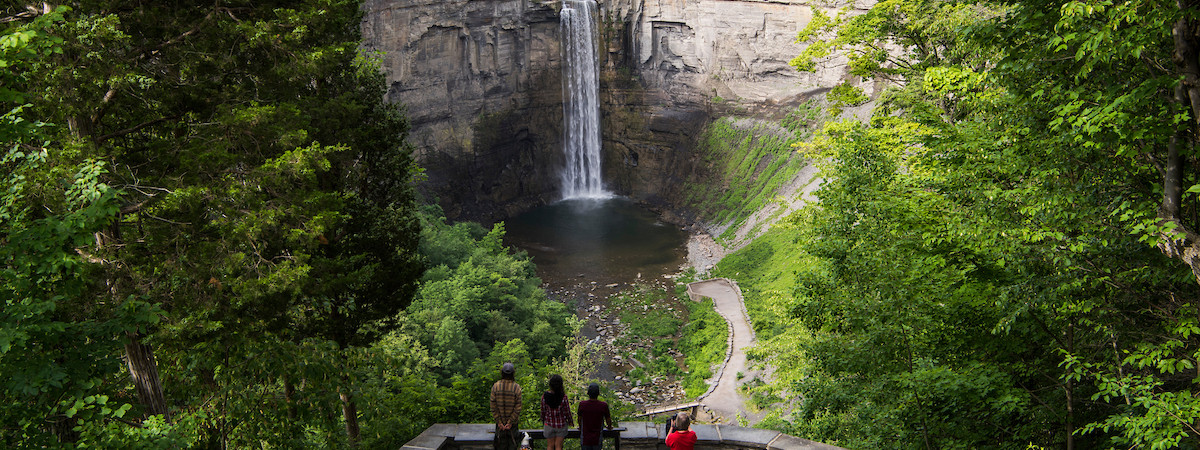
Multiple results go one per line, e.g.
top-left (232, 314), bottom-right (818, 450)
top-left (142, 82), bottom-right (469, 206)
top-left (560, 0), bottom-right (608, 199)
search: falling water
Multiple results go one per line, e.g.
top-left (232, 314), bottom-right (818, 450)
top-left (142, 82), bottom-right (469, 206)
top-left (560, 0), bottom-right (607, 199)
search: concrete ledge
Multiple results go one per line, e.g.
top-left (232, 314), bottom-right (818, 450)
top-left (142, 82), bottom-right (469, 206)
top-left (401, 423), bottom-right (461, 450)
top-left (716, 425), bottom-right (780, 448)
top-left (691, 424), bottom-right (721, 443)
top-left (453, 424), bottom-right (496, 443)
top-left (766, 433), bottom-right (843, 450)
top-left (405, 422), bottom-right (845, 450)
top-left (617, 421), bottom-right (659, 440)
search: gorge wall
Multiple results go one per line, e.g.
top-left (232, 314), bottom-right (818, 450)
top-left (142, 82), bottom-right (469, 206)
top-left (361, 0), bottom-right (566, 219)
top-left (361, 0), bottom-right (871, 222)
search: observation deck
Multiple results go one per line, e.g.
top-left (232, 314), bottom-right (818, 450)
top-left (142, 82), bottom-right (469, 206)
top-left (402, 422), bottom-right (844, 450)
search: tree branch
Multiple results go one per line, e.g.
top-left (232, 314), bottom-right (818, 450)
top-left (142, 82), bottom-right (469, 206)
top-left (136, 7), bottom-right (218, 60)
top-left (94, 114), bottom-right (183, 143)
top-left (91, 87), bottom-right (119, 131)
top-left (0, 3), bottom-right (49, 24)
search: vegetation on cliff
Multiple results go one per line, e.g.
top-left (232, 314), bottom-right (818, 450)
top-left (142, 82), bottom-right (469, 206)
top-left (684, 107), bottom-right (821, 244)
top-left (722, 0), bottom-right (1200, 448)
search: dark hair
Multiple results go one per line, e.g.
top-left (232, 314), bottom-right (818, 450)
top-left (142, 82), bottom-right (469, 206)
top-left (545, 374), bottom-right (566, 408)
top-left (587, 382), bottom-right (600, 399)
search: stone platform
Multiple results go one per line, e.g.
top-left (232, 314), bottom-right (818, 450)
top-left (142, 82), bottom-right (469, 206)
top-left (402, 422), bottom-right (844, 450)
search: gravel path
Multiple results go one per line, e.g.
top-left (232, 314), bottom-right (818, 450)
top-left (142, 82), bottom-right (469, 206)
top-left (687, 279), bottom-right (759, 424)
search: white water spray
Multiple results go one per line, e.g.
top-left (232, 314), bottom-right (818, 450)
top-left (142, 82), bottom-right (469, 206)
top-left (560, 0), bottom-right (608, 199)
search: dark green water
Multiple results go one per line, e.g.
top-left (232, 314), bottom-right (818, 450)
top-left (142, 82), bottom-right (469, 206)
top-left (502, 197), bottom-right (688, 290)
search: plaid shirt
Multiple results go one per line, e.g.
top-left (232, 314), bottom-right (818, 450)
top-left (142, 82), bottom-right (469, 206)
top-left (490, 379), bottom-right (522, 427)
top-left (540, 393), bottom-right (574, 428)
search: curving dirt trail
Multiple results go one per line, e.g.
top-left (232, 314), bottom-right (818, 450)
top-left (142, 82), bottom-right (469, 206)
top-left (687, 278), bottom-right (757, 423)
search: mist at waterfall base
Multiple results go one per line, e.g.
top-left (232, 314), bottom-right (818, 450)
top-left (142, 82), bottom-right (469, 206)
top-left (502, 197), bottom-right (687, 291)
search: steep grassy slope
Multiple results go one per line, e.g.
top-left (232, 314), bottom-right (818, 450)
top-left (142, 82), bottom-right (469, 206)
top-left (682, 102), bottom-right (822, 245)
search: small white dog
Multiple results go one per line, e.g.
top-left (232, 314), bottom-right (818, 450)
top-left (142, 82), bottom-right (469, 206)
top-left (520, 432), bottom-right (532, 450)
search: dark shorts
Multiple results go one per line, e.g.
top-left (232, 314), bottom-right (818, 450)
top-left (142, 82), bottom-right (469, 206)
top-left (582, 445), bottom-right (603, 450)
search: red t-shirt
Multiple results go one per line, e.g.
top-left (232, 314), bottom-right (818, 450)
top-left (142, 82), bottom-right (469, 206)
top-left (577, 399), bottom-right (611, 445)
top-left (666, 430), bottom-right (697, 450)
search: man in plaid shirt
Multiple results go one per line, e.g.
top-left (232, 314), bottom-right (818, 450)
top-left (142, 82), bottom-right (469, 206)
top-left (491, 362), bottom-right (523, 450)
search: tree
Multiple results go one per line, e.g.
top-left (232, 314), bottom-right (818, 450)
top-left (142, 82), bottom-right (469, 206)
top-left (7, 1), bottom-right (423, 446)
top-left (762, 0), bottom-right (1200, 447)
top-left (1, 7), bottom-right (162, 445)
top-left (984, 0), bottom-right (1200, 284)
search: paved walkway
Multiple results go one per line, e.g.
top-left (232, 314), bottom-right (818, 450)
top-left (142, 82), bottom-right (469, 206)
top-left (686, 278), bottom-right (756, 423)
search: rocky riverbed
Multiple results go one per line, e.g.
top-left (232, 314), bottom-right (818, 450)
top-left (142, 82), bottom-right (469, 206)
top-left (552, 277), bottom-right (689, 409)
top-left (547, 229), bottom-right (732, 413)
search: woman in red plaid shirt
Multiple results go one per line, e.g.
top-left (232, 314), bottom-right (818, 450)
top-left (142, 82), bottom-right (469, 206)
top-left (540, 374), bottom-right (574, 450)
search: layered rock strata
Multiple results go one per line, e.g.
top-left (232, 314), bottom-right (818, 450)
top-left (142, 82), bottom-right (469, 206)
top-left (598, 0), bottom-right (871, 221)
top-left (362, 0), bottom-right (871, 221)
top-left (361, 0), bottom-right (566, 219)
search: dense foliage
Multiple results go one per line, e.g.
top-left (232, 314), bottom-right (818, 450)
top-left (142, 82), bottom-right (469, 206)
top-left (721, 0), bottom-right (1200, 448)
top-left (1, 2), bottom-right (575, 447)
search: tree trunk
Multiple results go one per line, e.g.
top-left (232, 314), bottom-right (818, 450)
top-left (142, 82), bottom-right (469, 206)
top-left (1166, 5), bottom-right (1200, 285)
top-left (340, 387), bottom-right (360, 447)
top-left (124, 330), bottom-right (170, 420)
top-left (284, 378), bottom-right (297, 420)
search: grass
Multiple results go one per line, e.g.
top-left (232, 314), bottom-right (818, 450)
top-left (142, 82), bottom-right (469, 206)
top-left (711, 213), bottom-right (820, 341)
top-left (611, 284), bottom-right (684, 338)
top-left (609, 283), bottom-right (686, 385)
top-left (681, 101), bottom-right (824, 245)
top-left (678, 296), bottom-right (726, 397)
top-left (605, 273), bottom-right (732, 401)
top-left (671, 270), bottom-right (728, 398)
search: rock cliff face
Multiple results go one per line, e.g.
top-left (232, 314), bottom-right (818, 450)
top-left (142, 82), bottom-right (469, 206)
top-left (361, 0), bottom-right (567, 219)
top-left (602, 0), bottom-right (866, 106)
top-left (361, 0), bottom-right (870, 221)
top-left (599, 0), bottom-right (872, 218)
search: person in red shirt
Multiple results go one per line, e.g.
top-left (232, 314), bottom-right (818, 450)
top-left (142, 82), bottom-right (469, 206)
top-left (540, 374), bottom-right (574, 450)
top-left (664, 412), bottom-right (697, 450)
top-left (577, 383), bottom-right (613, 450)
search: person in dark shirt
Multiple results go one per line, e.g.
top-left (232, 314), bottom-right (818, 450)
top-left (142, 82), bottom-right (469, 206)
top-left (577, 383), bottom-right (614, 450)
top-left (665, 412), bottom-right (697, 450)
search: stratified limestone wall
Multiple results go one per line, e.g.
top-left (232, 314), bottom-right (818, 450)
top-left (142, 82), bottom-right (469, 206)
top-left (361, 0), bottom-right (873, 222)
top-left (361, 0), bottom-right (567, 220)
top-left (598, 0), bottom-right (872, 219)
top-left (601, 0), bottom-right (875, 105)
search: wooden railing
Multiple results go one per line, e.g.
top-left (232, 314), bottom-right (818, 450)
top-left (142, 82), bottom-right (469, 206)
top-left (635, 402), bottom-right (701, 419)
